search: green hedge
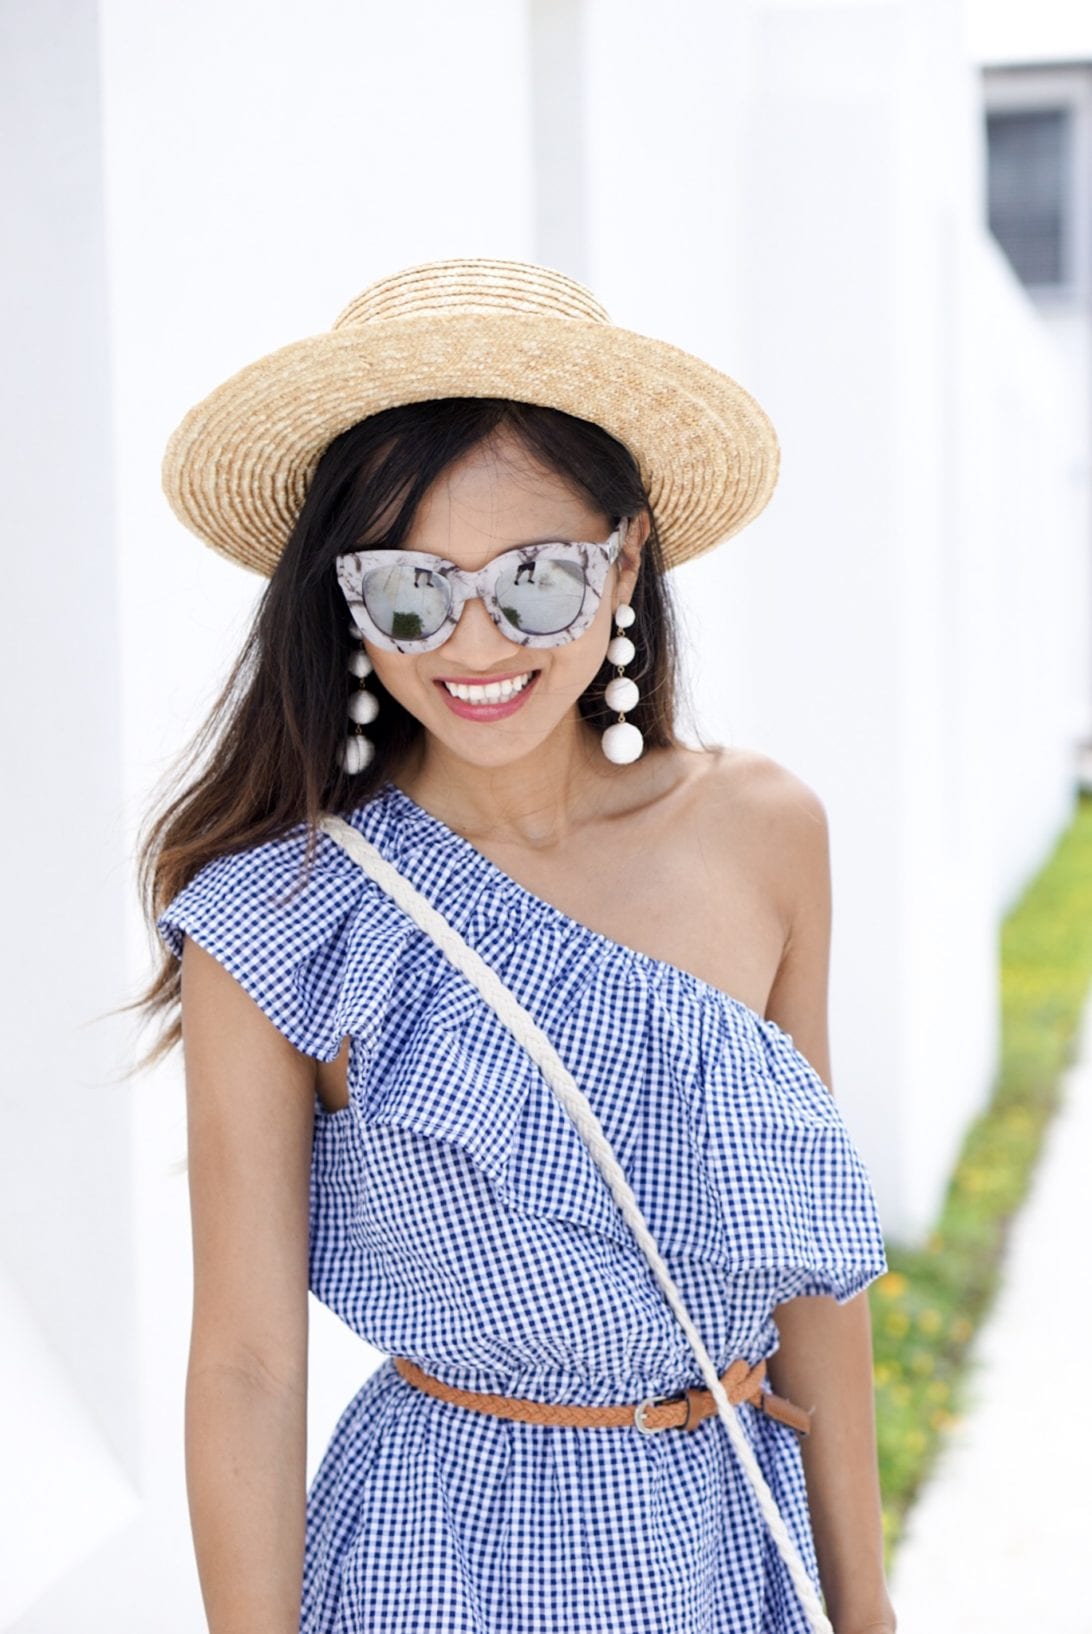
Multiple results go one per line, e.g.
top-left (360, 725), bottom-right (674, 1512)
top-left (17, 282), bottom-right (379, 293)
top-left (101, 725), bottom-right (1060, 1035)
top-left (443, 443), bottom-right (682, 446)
top-left (872, 790), bottom-right (1092, 1568)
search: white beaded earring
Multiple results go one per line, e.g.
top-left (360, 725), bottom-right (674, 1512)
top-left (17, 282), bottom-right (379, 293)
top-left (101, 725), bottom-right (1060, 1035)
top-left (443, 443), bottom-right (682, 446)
top-left (601, 602), bottom-right (644, 764)
top-left (339, 626), bottom-right (379, 775)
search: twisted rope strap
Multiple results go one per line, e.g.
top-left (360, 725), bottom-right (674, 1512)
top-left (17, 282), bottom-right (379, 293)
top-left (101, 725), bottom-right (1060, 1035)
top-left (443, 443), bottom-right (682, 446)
top-left (319, 813), bottom-right (834, 1634)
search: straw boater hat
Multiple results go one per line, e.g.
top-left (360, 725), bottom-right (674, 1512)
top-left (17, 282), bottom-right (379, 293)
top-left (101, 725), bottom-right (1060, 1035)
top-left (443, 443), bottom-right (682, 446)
top-left (162, 256), bottom-right (780, 578)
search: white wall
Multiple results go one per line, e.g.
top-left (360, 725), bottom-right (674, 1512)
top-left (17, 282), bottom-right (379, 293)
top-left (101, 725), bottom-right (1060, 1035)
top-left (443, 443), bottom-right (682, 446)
top-left (966, 0), bottom-right (1092, 67)
top-left (9, 0), bottom-right (539, 1626)
top-left (979, 63), bottom-right (1092, 810)
top-left (0, 0), bottom-right (139, 1620)
top-left (5, 0), bottom-right (1088, 1625)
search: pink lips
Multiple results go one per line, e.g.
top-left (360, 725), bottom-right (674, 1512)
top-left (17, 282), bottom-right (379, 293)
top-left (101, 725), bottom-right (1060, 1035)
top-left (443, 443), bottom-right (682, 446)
top-left (434, 670), bottom-right (541, 721)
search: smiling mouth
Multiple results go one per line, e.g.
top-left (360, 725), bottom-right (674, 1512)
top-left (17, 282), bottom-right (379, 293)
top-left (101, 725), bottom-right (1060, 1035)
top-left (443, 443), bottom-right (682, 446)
top-left (436, 670), bottom-right (540, 702)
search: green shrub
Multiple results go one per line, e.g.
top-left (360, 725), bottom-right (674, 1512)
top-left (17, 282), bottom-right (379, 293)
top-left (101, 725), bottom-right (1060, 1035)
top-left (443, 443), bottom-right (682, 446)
top-left (874, 790), bottom-right (1092, 1567)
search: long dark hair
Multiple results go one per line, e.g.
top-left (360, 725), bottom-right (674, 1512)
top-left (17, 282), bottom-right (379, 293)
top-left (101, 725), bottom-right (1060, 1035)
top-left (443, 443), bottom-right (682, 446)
top-left (126, 397), bottom-right (696, 1072)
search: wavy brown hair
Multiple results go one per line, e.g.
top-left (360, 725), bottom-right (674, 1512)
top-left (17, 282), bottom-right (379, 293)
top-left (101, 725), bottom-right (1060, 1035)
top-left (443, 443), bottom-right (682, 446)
top-left (123, 397), bottom-right (698, 1074)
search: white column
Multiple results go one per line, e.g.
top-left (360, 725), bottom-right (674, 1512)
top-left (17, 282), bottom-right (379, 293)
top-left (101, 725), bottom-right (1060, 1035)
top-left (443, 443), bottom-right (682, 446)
top-left (0, 0), bottom-right (138, 1620)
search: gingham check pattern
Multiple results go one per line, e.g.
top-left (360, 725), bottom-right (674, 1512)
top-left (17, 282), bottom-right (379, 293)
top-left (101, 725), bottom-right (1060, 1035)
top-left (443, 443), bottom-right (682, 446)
top-left (157, 780), bottom-right (889, 1633)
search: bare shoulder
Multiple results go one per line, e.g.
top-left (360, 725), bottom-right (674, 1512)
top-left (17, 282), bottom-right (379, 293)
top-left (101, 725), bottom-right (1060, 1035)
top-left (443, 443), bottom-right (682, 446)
top-left (689, 743), bottom-right (832, 967)
top-left (696, 742), bottom-right (823, 810)
top-left (693, 744), bottom-right (834, 1083)
top-left (693, 744), bottom-right (829, 866)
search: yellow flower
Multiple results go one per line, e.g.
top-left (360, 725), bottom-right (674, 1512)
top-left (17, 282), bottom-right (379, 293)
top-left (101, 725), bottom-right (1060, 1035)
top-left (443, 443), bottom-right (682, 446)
top-left (885, 1309), bottom-right (911, 1338)
top-left (877, 1272), bottom-right (908, 1300)
top-left (917, 1307), bottom-right (943, 1335)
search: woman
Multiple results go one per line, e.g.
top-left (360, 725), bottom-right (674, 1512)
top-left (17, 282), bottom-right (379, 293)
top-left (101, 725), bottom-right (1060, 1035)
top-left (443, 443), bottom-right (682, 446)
top-left (136, 258), bottom-right (896, 1634)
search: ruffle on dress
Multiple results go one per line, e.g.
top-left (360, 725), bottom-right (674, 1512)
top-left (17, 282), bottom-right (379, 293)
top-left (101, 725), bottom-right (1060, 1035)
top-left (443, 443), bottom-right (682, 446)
top-left (157, 781), bottom-right (888, 1312)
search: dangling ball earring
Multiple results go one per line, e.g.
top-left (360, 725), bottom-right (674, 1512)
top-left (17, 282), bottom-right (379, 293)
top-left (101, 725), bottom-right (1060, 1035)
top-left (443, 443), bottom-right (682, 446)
top-left (601, 602), bottom-right (644, 764)
top-left (339, 626), bottom-right (378, 775)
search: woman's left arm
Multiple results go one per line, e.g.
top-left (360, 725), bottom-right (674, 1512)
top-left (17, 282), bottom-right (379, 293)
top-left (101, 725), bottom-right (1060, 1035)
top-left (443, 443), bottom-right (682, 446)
top-left (766, 1293), bottom-right (896, 1632)
top-left (752, 763), bottom-right (897, 1633)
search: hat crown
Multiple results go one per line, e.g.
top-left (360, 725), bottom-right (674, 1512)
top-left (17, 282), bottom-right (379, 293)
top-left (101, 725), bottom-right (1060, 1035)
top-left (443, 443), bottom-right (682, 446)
top-left (332, 257), bottom-right (611, 330)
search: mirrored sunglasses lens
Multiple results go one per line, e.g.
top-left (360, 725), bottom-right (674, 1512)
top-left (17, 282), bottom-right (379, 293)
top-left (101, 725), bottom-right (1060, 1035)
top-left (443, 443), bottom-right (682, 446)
top-left (362, 563), bottom-right (447, 641)
top-left (496, 555), bottom-right (587, 635)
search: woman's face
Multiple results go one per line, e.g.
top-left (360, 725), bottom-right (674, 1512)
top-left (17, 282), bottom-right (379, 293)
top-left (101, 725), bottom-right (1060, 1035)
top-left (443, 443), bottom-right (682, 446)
top-left (359, 427), bottom-right (648, 772)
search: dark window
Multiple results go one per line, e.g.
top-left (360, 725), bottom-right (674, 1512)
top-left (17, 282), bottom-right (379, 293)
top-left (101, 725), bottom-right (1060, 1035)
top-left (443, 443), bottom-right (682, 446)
top-left (986, 107), bottom-right (1071, 287)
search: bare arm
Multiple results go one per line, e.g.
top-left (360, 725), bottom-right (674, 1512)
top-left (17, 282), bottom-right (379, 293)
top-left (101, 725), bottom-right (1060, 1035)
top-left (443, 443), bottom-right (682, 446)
top-left (768, 1294), bottom-right (893, 1632)
top-left (758, 770), bottom-right (897, 1634)
top-left (180, 934), bottom-right (317, 1634)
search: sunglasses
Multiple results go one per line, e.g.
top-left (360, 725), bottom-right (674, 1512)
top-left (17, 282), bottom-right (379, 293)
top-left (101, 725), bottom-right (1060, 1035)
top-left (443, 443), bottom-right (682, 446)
top-left (336, 521), bottom-right (629, 655)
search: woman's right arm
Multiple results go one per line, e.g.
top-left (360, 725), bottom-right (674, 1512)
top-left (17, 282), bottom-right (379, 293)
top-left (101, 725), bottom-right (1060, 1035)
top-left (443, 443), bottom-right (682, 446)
top-left (180, 933), bottom-right (317, 1634)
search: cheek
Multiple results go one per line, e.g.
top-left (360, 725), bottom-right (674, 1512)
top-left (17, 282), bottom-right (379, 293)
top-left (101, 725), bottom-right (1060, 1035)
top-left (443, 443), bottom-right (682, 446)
top-left (545, 620), bottom-right (611, 695)
top-left (358, 652), bottom-right (420, 716)
top-left (544, 586), bottom-right (615, 681)
top-left (364, 648), bottom-right (412, 695)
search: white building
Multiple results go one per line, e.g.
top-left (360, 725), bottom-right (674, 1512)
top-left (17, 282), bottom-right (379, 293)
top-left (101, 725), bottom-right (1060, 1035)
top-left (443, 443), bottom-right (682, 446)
top-left (3, 0), bottom-right (1087, 1624)
top-left (981, 57), bottom-right (1092, 783)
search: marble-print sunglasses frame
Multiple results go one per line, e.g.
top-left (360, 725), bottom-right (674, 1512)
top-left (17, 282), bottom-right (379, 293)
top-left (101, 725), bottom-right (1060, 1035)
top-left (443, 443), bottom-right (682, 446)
top-left (336, 520), bottom-right (629, 654)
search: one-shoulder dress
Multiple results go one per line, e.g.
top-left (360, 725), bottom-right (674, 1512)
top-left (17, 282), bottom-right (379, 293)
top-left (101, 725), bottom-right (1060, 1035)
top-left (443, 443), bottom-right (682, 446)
top-left (156, 778), bottom-right (889, 1634)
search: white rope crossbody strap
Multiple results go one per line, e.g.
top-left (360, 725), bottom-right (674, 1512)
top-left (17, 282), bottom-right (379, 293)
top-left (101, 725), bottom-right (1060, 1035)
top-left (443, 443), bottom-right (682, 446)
top-left (318, 812), bottom-right (834, 1634)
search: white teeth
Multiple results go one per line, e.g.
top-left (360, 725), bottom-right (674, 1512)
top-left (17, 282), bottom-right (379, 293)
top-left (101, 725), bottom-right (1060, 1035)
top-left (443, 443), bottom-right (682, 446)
top-left (443, 672), bottom-right (535, 703)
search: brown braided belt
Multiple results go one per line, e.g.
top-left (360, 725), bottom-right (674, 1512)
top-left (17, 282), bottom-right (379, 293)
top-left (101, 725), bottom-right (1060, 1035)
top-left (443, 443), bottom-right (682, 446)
top-left (393, 1355), bottom-right (812, 1437)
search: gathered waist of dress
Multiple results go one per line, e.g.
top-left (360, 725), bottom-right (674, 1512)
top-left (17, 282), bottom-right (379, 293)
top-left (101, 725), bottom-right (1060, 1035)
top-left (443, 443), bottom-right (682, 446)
top-left (392, 1354), bottom-right (812, 1437)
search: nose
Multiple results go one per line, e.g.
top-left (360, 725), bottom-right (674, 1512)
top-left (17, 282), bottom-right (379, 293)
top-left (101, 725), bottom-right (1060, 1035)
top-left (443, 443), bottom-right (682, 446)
top-left (440, 591), bottom-right (525, 661)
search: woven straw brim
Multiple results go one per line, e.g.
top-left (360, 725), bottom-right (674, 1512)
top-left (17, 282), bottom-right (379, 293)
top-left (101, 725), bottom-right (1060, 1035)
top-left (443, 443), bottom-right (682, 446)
top-left (162, 313), bottom-right (780, 577)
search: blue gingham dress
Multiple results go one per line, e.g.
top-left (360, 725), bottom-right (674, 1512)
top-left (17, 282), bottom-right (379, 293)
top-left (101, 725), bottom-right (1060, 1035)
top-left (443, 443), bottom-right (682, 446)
top-left (157, 778), bottom-right (889, 1634)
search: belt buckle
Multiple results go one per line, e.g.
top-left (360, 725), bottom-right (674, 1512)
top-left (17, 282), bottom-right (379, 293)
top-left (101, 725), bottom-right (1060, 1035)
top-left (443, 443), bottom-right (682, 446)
top-left (633, 1391), bottom-right (677, 1435)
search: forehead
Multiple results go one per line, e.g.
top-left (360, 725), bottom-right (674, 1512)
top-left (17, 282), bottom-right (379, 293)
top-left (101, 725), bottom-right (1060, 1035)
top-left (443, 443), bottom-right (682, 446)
top-left (406, 430), bottom-right (604, 536)
top-left (352, 425), bottom-right (610, 555)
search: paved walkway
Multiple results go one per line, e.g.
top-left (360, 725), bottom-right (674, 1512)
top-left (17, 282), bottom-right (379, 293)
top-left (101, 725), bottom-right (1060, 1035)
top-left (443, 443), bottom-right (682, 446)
top-left (887, 982), bottom-right (1092, 1632)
